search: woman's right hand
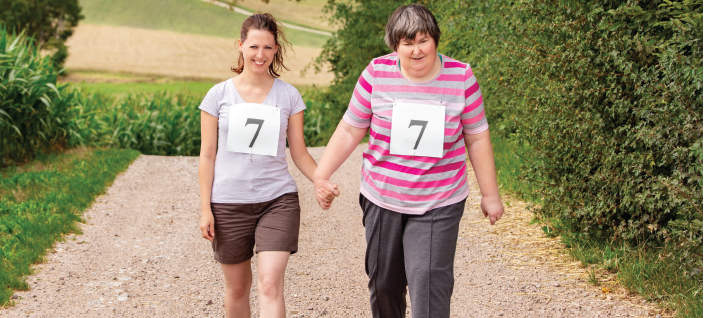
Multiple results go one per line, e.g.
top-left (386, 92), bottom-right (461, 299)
top-left (200, 212), bottom-right (215, 241)
top-left (314, 178), bottom-right (340, 210)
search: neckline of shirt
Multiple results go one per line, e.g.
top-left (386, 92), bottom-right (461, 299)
top-left (395, 53), bottom-right (444, 85)
top-left (229, 77), bottom-right (278, 105)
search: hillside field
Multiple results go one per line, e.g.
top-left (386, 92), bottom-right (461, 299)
top-left (79, 0), bottom-right (329, 48)
top-left (64, 24), bottom-right (333, 87)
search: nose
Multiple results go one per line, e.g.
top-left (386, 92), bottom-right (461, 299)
top-left (413, 44), bottom-right (421, 56)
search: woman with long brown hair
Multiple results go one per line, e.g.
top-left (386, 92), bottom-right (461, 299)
top-left (198, 13), bottom-right (331, 317)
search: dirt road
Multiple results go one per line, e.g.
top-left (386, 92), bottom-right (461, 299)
top-left (0, 146), bottom-right (658, 317)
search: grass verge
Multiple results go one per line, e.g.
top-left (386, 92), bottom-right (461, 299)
top-left (559, 232), bottom-right (703, 318)
top-left (0, 148), bottom-right (140, 306)
top-left (491, 135), bottom-right (703, 317)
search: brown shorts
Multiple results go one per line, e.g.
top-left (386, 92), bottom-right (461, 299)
top-left (210, 192), bottom-right (300, 264)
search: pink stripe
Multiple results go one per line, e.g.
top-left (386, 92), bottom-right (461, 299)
top-left (464, 123), bottom-right (489, 135)
top-left (374, 71), bottom-right (403, 79)
top-left (349, 101), bottom-right (370, 119)
top-left (362, 152), bottom-right (466, 175)
top-left (367, 169), bottom-right (465, 189)
top-left (362, 169), bottom-right (467, 201)
top-left (375, 85), bottom-right (464, 96)
top-left (464, 67), bottom-right (474, 81)
top-left (369, 128), bottom-right (463, 150)
top-left (359, 186), bottom-right (470, 215)
top-left (465, 81), bottom-right (480, 99)
top-left (374, 59), bottom-right (396, 66)
top-left (371, 116), bottom-right (462, 135)
top-left (444, 61), bottom-right (465, 69)
top-left (343, 114), bottom-right (370, 128)
top-left (354, 88), bottom-right (371, 109)
top-left (371, 98), bottom-right (464, 110)
top-left (437, 74), bottom-right (465, 81)
top-left (370, 128), bottom-right (391, 143)
top-left (366, 63), bottom-right (374, 74)
top-left (461, 110), bottom-right (486, 125)
top-left (367, 144), bottom-right (466, 162)
top-left (359, 75), bottom-right (372, 94)
top-left (462, 95), bottom-right (484, 114)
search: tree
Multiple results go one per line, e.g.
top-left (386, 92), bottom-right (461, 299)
top-left (307, 0), bottom-right (411, 140)
top-left (0, 0), bottom-right (83, 70)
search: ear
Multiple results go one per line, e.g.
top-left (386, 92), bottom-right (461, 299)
top-left (274, 43), bottom-right (279, 55)
top-left (237, 39), bottom-right (243, 51)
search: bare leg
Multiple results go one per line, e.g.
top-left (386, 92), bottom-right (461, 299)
top-left (221, 260), bottom-right (253, 318)
top-left (257, 251), bottom-right (290, 318)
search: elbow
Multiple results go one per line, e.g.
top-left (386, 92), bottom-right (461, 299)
top-left (200, 147), bottom-right (217, 161)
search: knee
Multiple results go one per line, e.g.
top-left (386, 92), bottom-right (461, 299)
top-left (258, 274), bottom-right (283, 299)
top-left (225, 283), bottom-right (250, 300)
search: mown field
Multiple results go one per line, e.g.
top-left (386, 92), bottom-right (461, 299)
top-left (66, 0), bottom-right (334, 87)
top-left (79, 0), bottom-right (328, 47)
top-left (233, 0), bottom-right (333, 31)
top-left (63, 24), bottom-right (333, 87)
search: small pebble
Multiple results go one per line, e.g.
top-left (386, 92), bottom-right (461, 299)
top-left (206, 300), bottom-right (213, 305)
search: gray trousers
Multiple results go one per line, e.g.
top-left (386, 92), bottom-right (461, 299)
top-left (360, 194), bottom-right (465, 318)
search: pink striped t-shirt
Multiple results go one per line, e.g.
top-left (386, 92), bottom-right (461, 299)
top-left (343, 52), bottom-right (489, 215)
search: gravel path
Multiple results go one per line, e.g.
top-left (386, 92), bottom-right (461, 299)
top-left (1, 145), bottom-right (660, 317)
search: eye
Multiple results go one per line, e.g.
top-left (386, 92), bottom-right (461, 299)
top-left (250, 45), bottom-right (257, 49)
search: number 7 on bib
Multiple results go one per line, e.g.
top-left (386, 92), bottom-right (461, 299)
top-left (389, 102), bottom-right (445, 158)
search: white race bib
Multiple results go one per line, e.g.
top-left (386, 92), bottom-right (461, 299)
top-left (389, 102), bottom-right (445, 158)
top-left (226, 103), bottom-right (281, 157)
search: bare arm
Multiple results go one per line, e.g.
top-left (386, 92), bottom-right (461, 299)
top-left (313, 120), bottom-right (368, 209)
top-left (464, 129), bottom-right (504, 224)
top-left (199, 111), bottom-right (218, 241)
top-left (287, 111), bottom-right (317, 182)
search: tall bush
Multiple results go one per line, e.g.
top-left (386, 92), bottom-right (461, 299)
top-left (432, 0), bottom-right (702, 271)
top-left (0, 28), bottom-right (78, 165)
top-left (307, 0), bottom-right (408, 143)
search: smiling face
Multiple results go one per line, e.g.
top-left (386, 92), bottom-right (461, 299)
top-left (237, 29), bottom-right (278, 75)
top-left (397, 32), bottom-right (438, 80)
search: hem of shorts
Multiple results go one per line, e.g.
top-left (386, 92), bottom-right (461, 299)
top-left (256, 245), bottom-right (299, 255)
top-left (359, 187), bottom-right (469, 215)
top-left (214, 253), bottom-right (253, 265)
top-left (211, 190), bottom-right (298, 205)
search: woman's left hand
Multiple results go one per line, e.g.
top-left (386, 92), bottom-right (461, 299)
top-left (481, 195), bottom-right (504, 225)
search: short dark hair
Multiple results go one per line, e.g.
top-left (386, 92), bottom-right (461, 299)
top-left (231, 13), bottom-right (292, 78)
top-left (384, 4), bottom-right (441, 52)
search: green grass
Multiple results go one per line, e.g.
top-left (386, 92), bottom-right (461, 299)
top-left (491, 135), bottom-right (535, 199)
top-left (0, 148), bottom-right (140, 306)
top-left (68, 73), bottom-right (218, 96)
top-left (559, 232), bottom-right (703, 318)
top-left (79, 0), bottom-right (330, 47)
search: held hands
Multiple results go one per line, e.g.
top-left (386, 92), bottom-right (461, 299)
top-left (314, 178), bottom-right (340, 210)
top-left (481, 195), bottom-right (504, 225)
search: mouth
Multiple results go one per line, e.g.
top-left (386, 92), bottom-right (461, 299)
top-left (411, 56), bottom-right (425, 61)
top-left (253, 60), bottom-right (266, 66)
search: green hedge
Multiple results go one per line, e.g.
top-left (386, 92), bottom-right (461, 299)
top-left (432, 0), bottom-right (702, 272)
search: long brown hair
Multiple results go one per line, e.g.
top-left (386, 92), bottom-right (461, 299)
top-left (231, 13), bottom-right (291, 78)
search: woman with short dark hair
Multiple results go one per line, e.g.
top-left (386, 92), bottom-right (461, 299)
top-left (314, 4), bottom-right (504, 317)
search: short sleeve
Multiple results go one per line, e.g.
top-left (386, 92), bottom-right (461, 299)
top-left (289, 85), bottom-right (306, 116)
top-left (461, 65), bottom-right (489, 134)
top-left (199, 85), bottom-right (221, 118)
top-left (342, 62), bottom-right (374, 128)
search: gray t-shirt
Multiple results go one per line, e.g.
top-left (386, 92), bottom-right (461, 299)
top-left (199, 78), bottom-right (306, 204)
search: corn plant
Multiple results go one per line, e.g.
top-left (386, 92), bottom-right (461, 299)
top-left (0, 28), bottom-right (78, 165)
